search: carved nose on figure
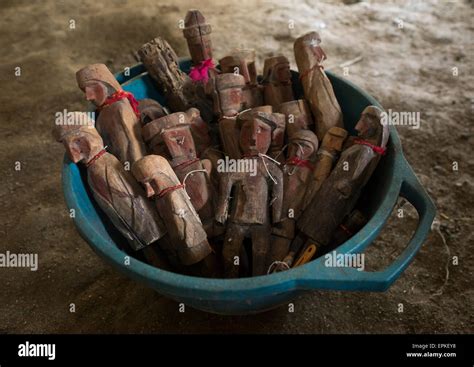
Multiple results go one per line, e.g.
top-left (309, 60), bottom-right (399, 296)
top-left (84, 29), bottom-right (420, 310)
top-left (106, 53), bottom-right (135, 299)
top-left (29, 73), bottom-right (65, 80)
top-left (85, 87), bottom-right (95, 101)
top-left (144, 182), bottom-right (155, 198)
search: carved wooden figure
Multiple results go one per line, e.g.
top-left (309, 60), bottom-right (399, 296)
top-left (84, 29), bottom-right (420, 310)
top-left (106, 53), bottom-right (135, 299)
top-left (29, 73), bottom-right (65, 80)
top-left (183, 9), bottom-right (213, 65)
top-left (148, 122), bottom-right (215, 233)
top-left (212, 73), bottom-right (246, 160)
top-left (269, 130), bottom-right (319, 266)
top-left (295, 106), bottom-right (389, 259)
top-left (219, 49), bottom-right (258, 85)
top-left (303, 126), bottom-right (348, 204)
top-left (215, 110), bottom-right (284, 277)
top-left (53, 114), bottom-right (169, 268)
top-left (275, 126), bottom-right (348, 270)
top-left (138, 37), bottom-right (213, 121)
top-left (262, 56), bottom-right (295, 108)
top-left (294, 32), bottom-right (343, 140)
top-left (277, 99), bottom-right (314, 138)
top-left (244, 106), bottom-right (286, 163)
top-left (142, 109), bottom-right (211, 158)
top-left (76, 63), bottom-right (146, 165)
top-left (132, 155), bottom-right (213, 266)
top-left (138, 98), bottom-right (167, 125)
top-left (212, 73), bottom-right (245, 118)
top-left (219, 49), bottom-right (263, 108)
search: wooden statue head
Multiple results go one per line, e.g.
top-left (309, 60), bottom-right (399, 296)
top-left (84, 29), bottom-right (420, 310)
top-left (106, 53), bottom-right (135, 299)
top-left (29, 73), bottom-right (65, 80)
top-left (138, 98), bottom-right (167, 125)
top-left (214, 74), bottom-right (245, 117)
top-left (143, 112), bottom-right (188, 156)
top-left (355, 106), bottom-right (389, 147)
top-left (321, 127), bottom-right (348, 152)
top-left (183, 10), bottom-right (213, 64)
top-left (219, 49), bottom-right (257, 85)
top-left (237, 110), bottom-right (276, 156)
top-left (262, 56), bottom-right (292, 85)
top-left (287, 130), bottom-right (319, 161)
top-left (294, 31), bottom-right (326, 68)
top-left (132, 155), bottom-right (178, 198)
top-left (161, 125), bottom-right (197, 163)
top-left (76, 64), bottom-right (122, 107)
top-left (53, 112), bottom-right (103, 165)
top-left (277, 99), bottom-right (314, 137)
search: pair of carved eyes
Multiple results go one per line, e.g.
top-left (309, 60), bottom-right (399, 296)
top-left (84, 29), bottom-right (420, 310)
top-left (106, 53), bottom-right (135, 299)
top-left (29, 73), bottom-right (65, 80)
top-left (242, 126), bottom-right (267, 135)
top-left (291, 142), bottom-right (313, 154)
top-left (242, 125), bottom-right (270, 134)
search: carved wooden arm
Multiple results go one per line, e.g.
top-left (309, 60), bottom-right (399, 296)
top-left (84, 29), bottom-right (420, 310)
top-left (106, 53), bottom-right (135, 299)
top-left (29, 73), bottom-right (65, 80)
top-left (215, 173), bottom-right (235, 224)
top-left (268, 162), bottom-right (284, 223)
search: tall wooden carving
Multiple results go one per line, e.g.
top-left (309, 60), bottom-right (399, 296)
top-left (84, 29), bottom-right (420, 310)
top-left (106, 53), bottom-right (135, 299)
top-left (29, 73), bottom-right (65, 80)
top-left (294, 32), bottom-right (343, 140)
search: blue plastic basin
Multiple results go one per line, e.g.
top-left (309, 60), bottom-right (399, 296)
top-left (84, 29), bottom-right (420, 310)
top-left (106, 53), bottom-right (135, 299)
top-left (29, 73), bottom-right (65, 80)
top-left (61, 59), bottom-right (436, 315)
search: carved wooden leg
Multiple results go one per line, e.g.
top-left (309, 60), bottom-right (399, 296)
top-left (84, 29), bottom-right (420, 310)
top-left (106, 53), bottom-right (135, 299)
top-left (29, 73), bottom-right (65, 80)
top-left (269, 219), bottom-right (295, 266)
top-left (222, 223), bottom-right (246, 278)
top-left (251, 223), bottom-right (271, 276)
top-left (269, 236), bottom-right (291, 266)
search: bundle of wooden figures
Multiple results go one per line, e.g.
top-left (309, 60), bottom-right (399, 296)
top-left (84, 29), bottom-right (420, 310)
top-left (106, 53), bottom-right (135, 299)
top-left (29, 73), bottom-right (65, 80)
top-left (55, 9), bottom-right (389, 278)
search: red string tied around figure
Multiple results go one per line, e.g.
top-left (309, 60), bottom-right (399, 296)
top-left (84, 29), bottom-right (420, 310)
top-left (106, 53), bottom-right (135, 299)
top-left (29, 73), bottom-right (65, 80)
top-left (189, 59), bottom-right (215, 83)
top-left (285, 156), bottom-right (314, 171)
top-left (101, 90), bottom-right (140, 118)
top-left (85, 146), bottom-right (107, 168)
top-left (299, 44), bottom-right (327, 81)
top-left (172, 157), bottom-right (201, 170)
top-left (156, 184), bottom-right (185, 199)
top-left (353, 138), bottom-right (387, 155)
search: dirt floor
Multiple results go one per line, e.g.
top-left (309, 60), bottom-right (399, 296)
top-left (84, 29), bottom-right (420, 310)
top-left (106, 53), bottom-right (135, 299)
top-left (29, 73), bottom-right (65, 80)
top-left (0, 0), bottom-right (472, 333)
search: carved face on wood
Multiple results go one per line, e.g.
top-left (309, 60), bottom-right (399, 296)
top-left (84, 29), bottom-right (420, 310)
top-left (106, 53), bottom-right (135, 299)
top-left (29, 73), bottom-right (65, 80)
top-left (214, 74), bottom-right (245, 117)
top-left (61, 130), bottom-right (103, 164)
top-left (263, 57), bottom-right (292, 84)
top-left (287, 130), bottom-right (318, 161)
top-left (288, 138), bottom-right (316, 160)
top-left (142, 182), bottom-right (155, 198)
top-left (84, 81), bottom-right (109, 107)
top-left (355, 106), bottom-right (387, 146)
top-left (239, 116), bottom-right (273, 156)
top-left (275, 62), bottom-right (292, 84)
top-left (322, 127), bottom-right (347, 151)
top-left (301, 32), bottom-right (326, 64)
top-left (132, 155), bottom-right (178, 198)
top-left (161, 126), bottom-right (197, 161)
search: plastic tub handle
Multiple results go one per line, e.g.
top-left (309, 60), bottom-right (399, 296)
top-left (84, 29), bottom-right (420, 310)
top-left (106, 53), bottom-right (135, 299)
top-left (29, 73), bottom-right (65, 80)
top-left (297, 159), bottom-right (436, 291)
